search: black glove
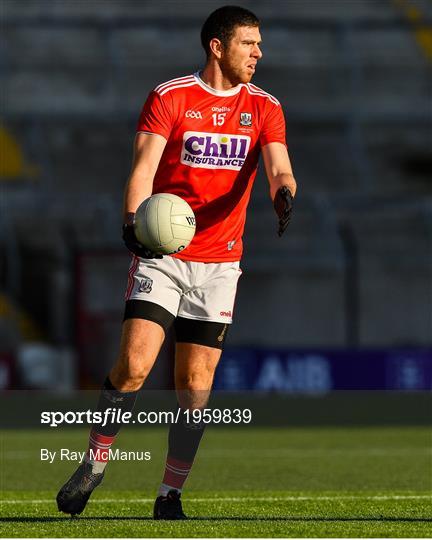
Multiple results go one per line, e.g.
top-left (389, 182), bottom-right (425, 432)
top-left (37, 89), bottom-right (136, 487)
top-left (273, 186), bottom-right (294, 237)
top-left (122, 224), bottom-right (163, 259)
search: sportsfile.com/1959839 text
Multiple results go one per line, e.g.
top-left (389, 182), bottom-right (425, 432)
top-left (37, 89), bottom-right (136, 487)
top-left (40, 408), bottom-right (252, 428)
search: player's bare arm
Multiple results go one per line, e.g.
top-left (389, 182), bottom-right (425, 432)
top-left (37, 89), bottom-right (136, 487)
top-left (122, 133), bottom-right (167, 258)
top-left (123, 132), bottom-right (167, 225)
top-left (262, 142), bottom-right (296, 200)
top-left (262, 142), bottom-right (297, 236)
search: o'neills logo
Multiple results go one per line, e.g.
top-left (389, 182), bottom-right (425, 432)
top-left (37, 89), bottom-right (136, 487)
top-left (181, 131), bottom-right (251, 171)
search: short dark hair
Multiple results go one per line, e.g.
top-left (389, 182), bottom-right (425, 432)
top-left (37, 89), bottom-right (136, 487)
top-left (201, 5), bottom-right (260, 57)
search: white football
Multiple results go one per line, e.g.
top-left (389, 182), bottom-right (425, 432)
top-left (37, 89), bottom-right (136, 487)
top-left (134, 193), bottom-right (196, 255)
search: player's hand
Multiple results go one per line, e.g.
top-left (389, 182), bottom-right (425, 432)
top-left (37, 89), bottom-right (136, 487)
top-left (122, 224), bottom-right (163, 259)
top-left (273, 186), bottom-right (294, 237)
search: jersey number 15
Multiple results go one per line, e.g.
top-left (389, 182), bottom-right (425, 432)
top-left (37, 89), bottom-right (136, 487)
top-left (212, 113), bottom-right (226, 126)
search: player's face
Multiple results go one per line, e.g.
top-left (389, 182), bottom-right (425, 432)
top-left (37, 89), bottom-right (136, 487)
top-left (221, 25), bottom-right (263, 84)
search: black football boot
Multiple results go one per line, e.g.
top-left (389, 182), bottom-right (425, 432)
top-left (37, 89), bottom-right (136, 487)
top-left (153, 489), bottom-right (187, 520)
top-left (56, 462), bottom-right (104, 516)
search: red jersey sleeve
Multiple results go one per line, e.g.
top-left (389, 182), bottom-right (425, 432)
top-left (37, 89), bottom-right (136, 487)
top-left (136, 90), bottom-right (174, 140)
top-left (259, 101), bottom-right (287, 147)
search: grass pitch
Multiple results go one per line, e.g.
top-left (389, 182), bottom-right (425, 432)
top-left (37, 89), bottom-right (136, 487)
top-left (1, 426), bottom-right (431, 537)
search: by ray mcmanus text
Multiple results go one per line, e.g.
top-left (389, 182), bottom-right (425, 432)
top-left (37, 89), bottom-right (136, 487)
top-left (40, 448), bottom-right (152, 463)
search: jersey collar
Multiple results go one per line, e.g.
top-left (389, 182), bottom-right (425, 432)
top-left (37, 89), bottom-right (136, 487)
top-left (194, 72), bottom-right (243, 97)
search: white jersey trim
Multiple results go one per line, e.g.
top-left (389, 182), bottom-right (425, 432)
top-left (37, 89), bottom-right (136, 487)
top-left (159, 80), bottom-right (198, 96)
top-left (153, 73), bottom-right (280, 105)
top-left (194, 71), bottom-right (244, 97)
top-left (154, 75), bottom-right (195, 94)
top-left (246, 83), bottom-right (280, 106)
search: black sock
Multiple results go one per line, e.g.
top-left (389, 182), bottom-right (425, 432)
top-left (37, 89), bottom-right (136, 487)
top-left (167, 405), bottom-right (206, 462)
top-left (94, 376), bottom-right (138, 437)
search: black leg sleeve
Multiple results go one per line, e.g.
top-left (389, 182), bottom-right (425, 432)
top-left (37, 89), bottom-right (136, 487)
top-left (93, 377), bottom-right (138, 437)
top-left (167, 405), bottom-right (206, 462)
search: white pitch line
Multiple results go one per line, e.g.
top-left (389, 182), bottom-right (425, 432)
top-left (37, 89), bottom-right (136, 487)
top-left (1, 495), bottom-right (431, 504)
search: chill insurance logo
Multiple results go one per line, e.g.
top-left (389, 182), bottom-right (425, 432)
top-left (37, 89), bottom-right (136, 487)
top-left (181, 131), bottom-right (251, 171)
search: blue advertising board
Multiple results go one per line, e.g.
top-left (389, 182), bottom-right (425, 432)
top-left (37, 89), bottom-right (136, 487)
top-left (214, 348), bottom-right (432, 392)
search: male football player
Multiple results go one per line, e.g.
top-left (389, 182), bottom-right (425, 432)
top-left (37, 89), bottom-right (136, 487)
top-left (57, 5), bottom-right (296, 519)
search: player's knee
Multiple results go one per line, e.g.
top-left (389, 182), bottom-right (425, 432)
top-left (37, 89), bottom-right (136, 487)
top-left (110, 368), bottom-right (147, 391)
top-left (110, 354), bottom-right (150, 391)
top-left (178, 370), bottom-right (212, 391)
top-left (177, 371), bottom-right (192, 388)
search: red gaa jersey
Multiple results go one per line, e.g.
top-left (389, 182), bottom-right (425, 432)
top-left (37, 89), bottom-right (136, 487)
top-left (136, 72), bottom-right (287, 262)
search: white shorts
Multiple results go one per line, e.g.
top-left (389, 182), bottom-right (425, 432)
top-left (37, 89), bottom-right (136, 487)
top-left (125, 256), bottom-right (242, 324)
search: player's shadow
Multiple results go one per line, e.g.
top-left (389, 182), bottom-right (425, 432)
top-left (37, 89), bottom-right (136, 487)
top-left (1, 516), bottom-right (432, 523)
